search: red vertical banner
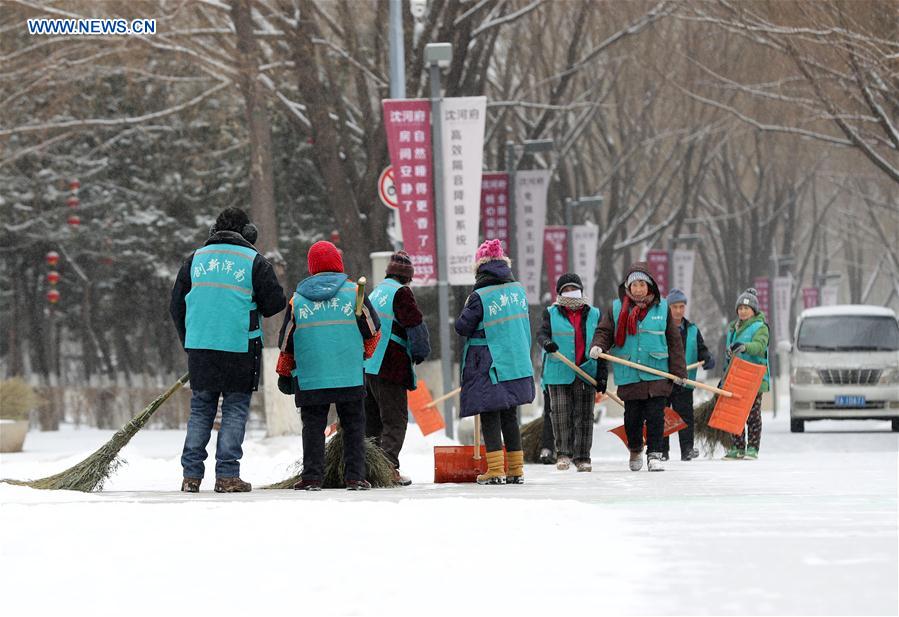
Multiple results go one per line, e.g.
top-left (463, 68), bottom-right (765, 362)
top-left (479, 172), bottom-right (510, 249)
top-left (753, 277), bottom-right (770, 315)
top-left (543, 226), bottom-right (569, 299)
top-left (646, 249), bottom-right (670, 297)
top-left (383, 99), bottom-right (436, 286)
top-left (802, 287), bottom-right (820, 309)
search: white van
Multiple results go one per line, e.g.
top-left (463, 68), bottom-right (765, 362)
top-left (786, 305), bottom-right (899, 432)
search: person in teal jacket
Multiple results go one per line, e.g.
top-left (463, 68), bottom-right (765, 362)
top-left (723, 287), bottom-right (770, 460)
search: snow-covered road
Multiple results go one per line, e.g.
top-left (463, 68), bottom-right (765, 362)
top-left (1, 414), bottom-right (896, 616)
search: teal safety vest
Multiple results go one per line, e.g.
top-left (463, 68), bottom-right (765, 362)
top-left (463, 282), bottom-right (533, 384)
top-left (684, 322), bottom-right (699, 389)
top-left (726, 319), bottom-right (770, 390)
top-left (364, 278), bottom-right (416, 388)
top-left (610, 299), bottom-right (670, 386)
top-left (541, 305), bottom-right (601, 386)
top-left (185, 243), bottom-right (261, 353)
top-left (291, 278), bottom-right (364, 391)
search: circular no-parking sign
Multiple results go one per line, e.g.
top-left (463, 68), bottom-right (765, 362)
top-left (378, 166), bottom-right (398, 210)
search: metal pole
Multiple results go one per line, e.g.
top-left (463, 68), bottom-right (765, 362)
top-left (505, 141), bottom-right (516, 258)
top-left (769, 250), bottom-right (779, 418)
top-left (388, 0), bottom-right (405, 99)
top-left (429, 63), bottom-right (454, 438)
top-left (565, 198), bottom-right (574, 272)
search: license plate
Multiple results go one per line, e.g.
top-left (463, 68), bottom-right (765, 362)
top-left (835, 395), bottom-right (866, 407)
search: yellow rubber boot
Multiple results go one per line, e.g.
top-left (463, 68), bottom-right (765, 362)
top-left (505, 450), bottom-right (524, 484)
top-left (476, 450), bottom-right (506, 485)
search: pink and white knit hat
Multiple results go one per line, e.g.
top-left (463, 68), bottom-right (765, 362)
top-left (474, 239), bottom-right (512, 270)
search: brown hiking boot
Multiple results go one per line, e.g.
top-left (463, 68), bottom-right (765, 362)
top-left (181, 478), bottom-right (201, 493)
top-left (346, 479), bottom-right (372, 490)
top-left (293, 478), bottom-right (323, 491)
top-left (214, 477), bottom-right (252, 493)
top-left (393, 469), bottom-right (412, 486)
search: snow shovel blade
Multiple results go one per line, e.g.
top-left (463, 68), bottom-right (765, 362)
top-left (608, 407), bottom-right (687, 448)
top-left (708, 357), bottom-right (767, 435)
top-left (407, 379), bottom-right (446, 437)
top-left (433, 445), bottom-right (490, 483)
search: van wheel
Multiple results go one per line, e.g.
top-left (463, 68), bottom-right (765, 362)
top-left (790, 419), bottom-right (804, 433)
top-left (892, 419), bottom-right (899, 432)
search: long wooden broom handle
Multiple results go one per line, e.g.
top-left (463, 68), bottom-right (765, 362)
top-left (354, 276), bottom-right (367, 316)
top-left (597, 352), bottom-right (733, 398)
top-left (551, 351), bottom-right (625, 407)
top-left (473, 414), bottom-right (481, 460)
top-left (423, 387), bottom-right (461, 409)
top-left (687, 360), bottom-right (704, 370)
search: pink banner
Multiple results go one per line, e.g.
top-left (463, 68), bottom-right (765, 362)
top-left (646, 249), bottom-right (670, 297)
top-left (544, 226), bottom-right (569, 299)
top-left (479, 172), bottom-right (510, 249)
top-left (383, 99), bottom-right (436, 286)
top-left (802, 286), bottom-right (820, 309)
top-left (753, 277), bottom-right (770, 315)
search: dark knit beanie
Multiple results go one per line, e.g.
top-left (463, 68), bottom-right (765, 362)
top-left (385, 250), bottom-right (414, 282)
top-left (556, 272), bottom-right (584, 294)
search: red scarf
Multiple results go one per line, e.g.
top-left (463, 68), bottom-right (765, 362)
top-left (615, 292), bottom-right (655, 348)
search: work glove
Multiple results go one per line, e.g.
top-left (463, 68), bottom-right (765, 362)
top-left (412, 354), bottom-right (427, 365)
top-left (702, 355), bottom-right (716, 371)
top-left (727, 343), bottom-right (746, 358)
top-left (543, 340), bottom-right (559, 353)
top-left (277, 375), bottom-right (295, 395)
top-left (595, 377), bottom-right (607, 394)
top-left (589, 346), bottom-right (603, 360)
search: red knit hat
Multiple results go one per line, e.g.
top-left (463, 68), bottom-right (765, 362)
top-left (307, 240), bottom-right (344, 274)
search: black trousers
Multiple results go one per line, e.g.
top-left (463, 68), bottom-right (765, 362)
top-left (662, 387), bottom-right (695, 455)
top-left (623, 396), bottom-right (666, 454)
top-left (540, 400), bottom-right (555, 452)
top-left (300, 399), bottom-right (365, 482)
top-left (480, 407), bottom-right (522, 453)
top-left (364, 374), bottom-right (408, 469)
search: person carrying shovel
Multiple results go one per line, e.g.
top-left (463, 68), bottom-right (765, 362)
top-left (454, 239), bottom-right (535, 485)
top-left (722, 288), bottom-right (769, 460)
top-left (275, 240), bottom-right (381, 490)
top-left (589, 263), bottom-right (687, 472)
top-left (537, 273), bottom-right (607, 472)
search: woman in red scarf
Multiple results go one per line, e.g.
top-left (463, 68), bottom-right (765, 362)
top-left (590, 263), bottom-right (687, 472)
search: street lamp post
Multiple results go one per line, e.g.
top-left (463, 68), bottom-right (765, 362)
top-left (425, 42), bottom-right (455, 437)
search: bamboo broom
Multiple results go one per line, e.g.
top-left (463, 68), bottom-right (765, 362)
top-left (3, 372), bottom-right (189, 492)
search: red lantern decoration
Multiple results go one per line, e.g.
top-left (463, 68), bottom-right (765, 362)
top-left (46, 289), bottom-right (61, 304)
top-left (69, 179), bottom-right (80, 191)
top-left (46, 271), bottom-right (60, 285)
top-left (66, 196), bottom-right (79, 208)
top-left (67, 214), bottom-right (81, 226)
top-left (46, 251), bottom-right (60, 266)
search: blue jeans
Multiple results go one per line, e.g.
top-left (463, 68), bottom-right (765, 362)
top-left (181, 390), bottom-right (251, 479)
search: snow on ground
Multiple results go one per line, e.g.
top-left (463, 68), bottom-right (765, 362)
top-left (1, 413), bottom-right (896, 616)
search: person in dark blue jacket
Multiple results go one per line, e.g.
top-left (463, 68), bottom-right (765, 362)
top-left (170, 207), bottom-right (286, 493)
top-left (455, 239), bottom-right (535, 485)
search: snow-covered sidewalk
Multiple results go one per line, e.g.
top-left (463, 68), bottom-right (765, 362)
top-left (1, 415), bottom-right (896, 616)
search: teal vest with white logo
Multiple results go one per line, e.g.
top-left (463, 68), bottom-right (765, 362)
top-left (185, 243), bottom-right (260, 353)
top-left (726, 320), bottom-right (770, 390)
top-left (292, 280), bottom-right (363, 391)
top-left (463, 282), bottom-right (533, 384)
top-left (541, 305), bottom-right (601, 386)
top-left (610, 299), bottom-right (669, 386)
top-left (364, 279), bottom-right (416, 388)
top-left (684, 322), bottom-right (699, 389)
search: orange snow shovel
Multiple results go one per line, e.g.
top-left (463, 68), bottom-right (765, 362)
top-left (406, 378), bottom-right (446, 436)
top-left (434, 414), bottom-right (509, 483)
top-left (608, 408), bottom-right (688, 447)
top-left (596, 352), bottom-right (765, 436)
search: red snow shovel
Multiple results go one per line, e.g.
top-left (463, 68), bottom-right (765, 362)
top-left (596, 352), bottom-right (765, 436)
top-left (608, 407), bottom-right (688, 448)
top-left (434, 414), bottom-right (508, 483)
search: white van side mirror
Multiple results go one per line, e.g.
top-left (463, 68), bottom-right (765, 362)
top-left (777, 340), bottom-right (792, 354)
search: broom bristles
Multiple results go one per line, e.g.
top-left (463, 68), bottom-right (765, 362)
top-left (263, 430), bottom-right (398, 489)
top-left (521, 416), bottom-right (545, 463)
top-left (693, 397), bottom-right (733, 456)
top-left (2, 372), bottom-right (189, 492)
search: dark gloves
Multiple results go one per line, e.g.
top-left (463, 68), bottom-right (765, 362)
top-left (595, 361), bottom-right (608, 393)
top-left (702, 354), bottom-right (716, 371)
top-left (412, 354), bottom-right (426, 365)
top-left (595, 377), bottom-right (607, 394)
top-left (727, 343), bottom-right (746, 358)
top-left (543, 340), bottom-right (559, 353)
top-left (277, 375), bottom-right (295, 395)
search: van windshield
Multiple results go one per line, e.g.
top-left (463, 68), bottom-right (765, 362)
top-left (797, 316), bottom-right (899, 351)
